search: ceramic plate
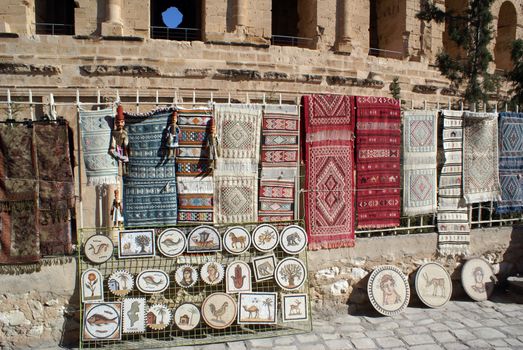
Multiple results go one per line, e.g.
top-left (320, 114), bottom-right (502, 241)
top-left (415, 262), bottom-right (452, 308)
top-left (281, 293), bottom-right (308, 322)
top-left (157, 228), bottom-right (186, 257)
top-left (108, 270), bottom-right (134, 297)
top-left (461, 257), bottom-right (495, 301)
top-left (252, 254), bottom-right (276, 282)
top-left (201, 293), bottom-right (237, 329)
top-left (118, 229), bottom-right (155, 258)
top-left (252, 224), bottom-right (279, 252)
top-left (175, 265), bottom-right (199, 288)
top-left (279, 225), bottom-right (307, 254)
top-left (136, 270), bottom-right (169, 294)
top-left (146, 304), bottom-right (171, 330)
top-left (83, 302), bottom-right (122, 341)
top-left (237, 292), bottom-right (277, 324)
top-left (122, 298), bottom-right (146, 333)
top-left (223, 226), bottom-right (251, 255)
top-left (275, 257), bottom-right (306, 291)
top-left (367, 265), bottom-right (410, 316)
top-left (81, 268), bottom-right (104, 303)
top-left (173, 303), bottom-right (200, 331)
top-left (187, 225), bottom-right (221, 253)
top-left (84, 235), bottom-right (113, 264)
top-left (225, 261), bottom-right (252, 293)
top-left (200, 261), bottom-right (225, 285)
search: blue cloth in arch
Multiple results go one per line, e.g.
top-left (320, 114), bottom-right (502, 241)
top-left (497, 112), bottom-right (523, 213)
top-left (124, 110), bottom-right (177, 226)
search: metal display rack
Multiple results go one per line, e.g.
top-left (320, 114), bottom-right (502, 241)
top-left (78, 221), bottom-right (312, 349)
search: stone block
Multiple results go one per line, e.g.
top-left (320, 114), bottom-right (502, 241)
top-left (351, 337), bottom-right (377, 349)
top-left (402, 334), bottom-right (435, 346)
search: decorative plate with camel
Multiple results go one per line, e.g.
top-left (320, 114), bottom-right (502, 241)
top-left (187, 225), bottom-right (222, 253)
top-left (201, 293), bottom-right (237, 329)
top-left (157, 228), bottom-right (186, 257)
top-left (223, 226), bottom-right (251, 255)
top-left (415, 262), bottom-right (452, 308)
top-left (237, 292), bottom-right (277, 325)
top-left (252, 224), bottom-right (279, 252)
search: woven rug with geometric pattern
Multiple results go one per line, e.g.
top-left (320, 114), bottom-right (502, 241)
top-left (213, 104), bottom-right (262, 223)
top-left (303, 94), bottom-right (355, 249)
top-left (462, 112), bottom-right (501, 204)
top-left (259, 104), bottom-right (299, 222)
top-left (355, 96), bottom-right (401, 229)
top-left (123, 110), bottom-right (178, 227)
top-left (437, 110), bottom-right (470, 256)
top-left (176, 108), bottom-right (214, 223)
top-left (403, 110), bottom-right (438, 216)
top-left (497, 112), bottom-right (523, 213)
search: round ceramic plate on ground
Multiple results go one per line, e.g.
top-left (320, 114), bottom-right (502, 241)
top-left (223, 226), bottom-right (251, 255)
top-left (108, 270), bottom-right (134, 296)
top-left (175, 265), bottom-right (199, 288)
top-left (275, 257), bottom-right (307, 291)
top-left (461, 257), bottom-right (495, 301)
top-left (367, 265), bottom-right (410, 316)
top-left (200, 261), bottom-right (224, 285)
top-left (84, 235), bottom-right (113, 264)
top-left (201, 293), bottom-right (237, 329)
top-left (252, 224), bottom-right (279, 252)
top-left (157, 228), bottom-right (186, 257)
top-left (146, 304), bottom-right (171, 330)
top-left (279, 225), bottom-right (308, 254)
top-left (415, 262), bottom-right (452, 308)
top-left (174, 303), bottom-right (200, 331)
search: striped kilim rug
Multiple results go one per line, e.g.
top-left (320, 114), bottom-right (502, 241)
top-left (355, 96), bottom-right (401, 228)
top-left (213, 104), bottom-right (262, 223)
top-left (497, 112), bottom-right (523, 213)
top-left (462, 112), bottom-right (501, 204)
top-left (437, 110), bottom-right (470, 256)
top-left (403, 110), bottom-right (438, 216)
top-left (123, 109), bottom-right (178, 227)
top-left (79, 107), bottom-right (118, 186)
top-left (259, 104), bottom-right (299, 222)
top-left (303, 94), bottom-right (355, 249)
top-left (176, 108), bottom-right (214, 223)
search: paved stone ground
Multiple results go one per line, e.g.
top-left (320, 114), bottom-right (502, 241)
top-left (182, 290), bottom-right (523, 350)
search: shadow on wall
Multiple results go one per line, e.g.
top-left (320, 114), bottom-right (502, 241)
top-left (59, 268), bottom-right (80, 348)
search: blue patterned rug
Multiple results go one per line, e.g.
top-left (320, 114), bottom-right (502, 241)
top-left (497, 112), bottom-right (523, 213)
top-left (123, 110), bottom-right (177, 227)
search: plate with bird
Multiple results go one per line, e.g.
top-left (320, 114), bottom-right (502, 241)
top-left (201, 293), bottom-right (237, 329)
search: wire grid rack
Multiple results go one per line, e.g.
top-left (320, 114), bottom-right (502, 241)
top-left (78, 221), bottom-right (312, 349)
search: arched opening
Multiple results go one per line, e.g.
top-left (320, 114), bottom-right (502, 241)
top-left (443, 0), bottom-right (468, 60)
top-left (35, 0), bottom-right (75, 35)
top-left (271, 0), bottom-right (316, 48)
top-left (495, 1), bottom-right (517, 71)
top-left (150, 0), bottom-right (202, 41)
top-left (369, 0), bottom-right (405, 59)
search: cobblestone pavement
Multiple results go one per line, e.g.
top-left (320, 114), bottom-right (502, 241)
top-left (182, 291), bottom-right (523, 350)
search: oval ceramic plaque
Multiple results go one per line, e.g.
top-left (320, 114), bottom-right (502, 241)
top-left (201, 293), bottom-right (237, 329)
top-left (174, 303), bottom-right (200, 331)
top-left (461, 257), bottom-right (495, 301)
top-left (157, 228), bottom-right (186, 257)
top-left (84, 235), bottom-right (113, 264)
top-left (147, 304), bottom-right (171, 330)
top-left (136, 270), bottom-right (169, 294)
top-left (108, 270), bottom-right (134, 297)
top-left (415, 262), bottom-right (452, 308)
top-left (279, 225), bottom-right (308, 254)
top-left (223, 226), bottom-right (251, 255)
top-left (252, 224), bottom-right (279, 252)
top-left (275, 257), bottom-right (307, 291)
top-left (367, 265), bottom-right (410, 316)
top-left (200, 261), bottom-right (225, 285)
top-left (175, 265), bottom-right (199, 288)
top-left (187, 225), bottom-right (221, 253)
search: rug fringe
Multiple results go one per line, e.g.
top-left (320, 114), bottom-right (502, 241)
top-left (87, 176), bottom-right (119, 187)
top-left (0, 256), bottom-right (75, 275)
top-left (308, 239), bottom-right (355, 250)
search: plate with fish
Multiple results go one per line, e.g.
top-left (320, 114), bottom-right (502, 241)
top-left (136, 270), bottom-right (170, 294)
top-left (84, 235), bottom-right (113, 264)
top-left (83, 302), bottom-right (122, 341)
top-left (157, 228), bottom-right (186, 257)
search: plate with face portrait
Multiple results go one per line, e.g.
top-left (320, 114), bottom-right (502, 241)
top-left (175, 265), bottom-right (199, 288)
top-left (461, 257), bottom-right (495, 301)
top-left (200, 261), bottom-right (225, 285)
top-left (367, 265), bottom-right (410, 316)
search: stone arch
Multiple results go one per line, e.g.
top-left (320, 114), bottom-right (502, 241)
top-left (271, 0), bottom-right (317, 48)
top-left (494, 1), bottom-right (517, 71)
top-left (443, 0), bottom-right (468, 60)
top-left (369, 0), bottom-right (406, 58)
top-left (150, 0), bottom-right (203, 41)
